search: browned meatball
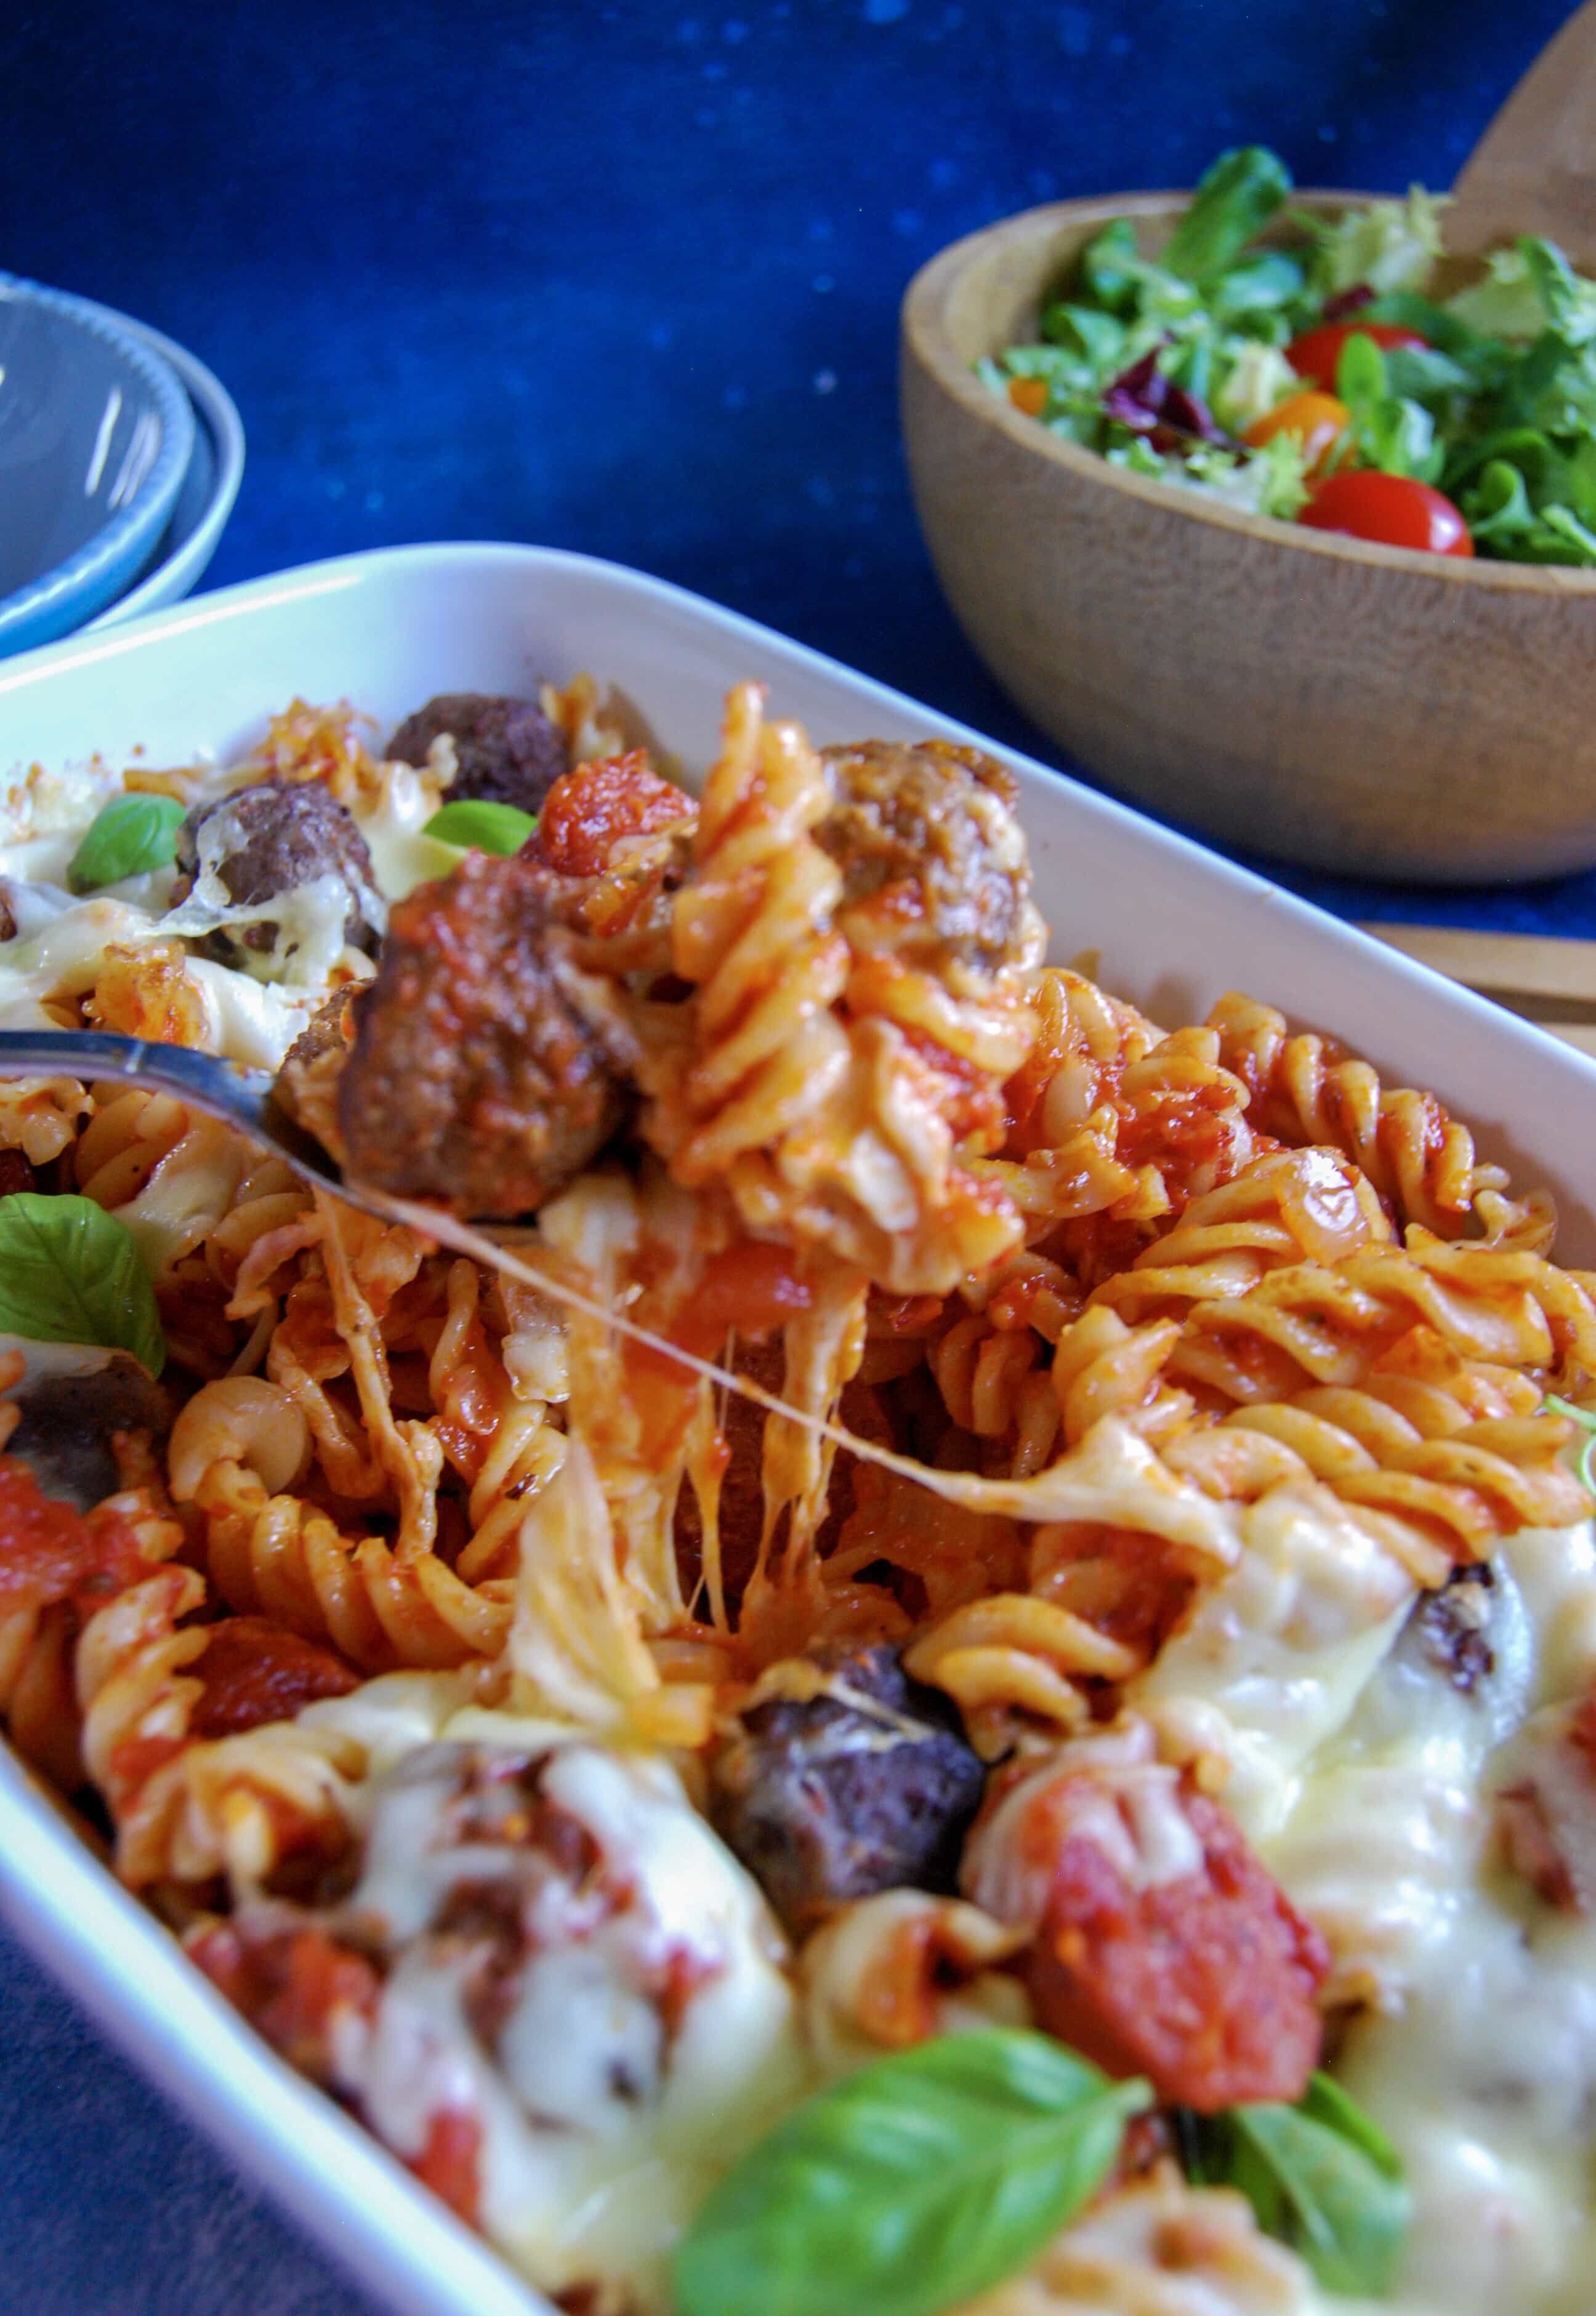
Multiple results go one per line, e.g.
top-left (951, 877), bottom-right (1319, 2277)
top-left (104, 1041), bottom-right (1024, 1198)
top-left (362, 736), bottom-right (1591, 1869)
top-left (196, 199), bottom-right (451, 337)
top-left (7, 1352), bottom-right (171, 1510)
top-left (336, 851), bottom-right (627, 1216)
top-left (710, 1642), bottom-right (985, 1931)
top-left (386, 693), bottom-right (567, 814)
top-left (171, 778), bottom-right (382, 956)
top-left (817, 740), bottom-right (1034, 974)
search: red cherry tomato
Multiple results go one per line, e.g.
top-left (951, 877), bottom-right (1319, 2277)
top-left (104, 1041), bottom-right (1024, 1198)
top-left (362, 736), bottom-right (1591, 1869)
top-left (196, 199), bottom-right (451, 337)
top-left (1299, 470), bottom-right (1474, 557)
top-left (1285, 321), bottom-right (1428, 393)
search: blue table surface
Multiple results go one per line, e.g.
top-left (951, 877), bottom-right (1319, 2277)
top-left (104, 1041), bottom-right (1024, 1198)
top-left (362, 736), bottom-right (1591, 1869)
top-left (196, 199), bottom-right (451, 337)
top-left (0, 2), bottom-right (1589, 2307)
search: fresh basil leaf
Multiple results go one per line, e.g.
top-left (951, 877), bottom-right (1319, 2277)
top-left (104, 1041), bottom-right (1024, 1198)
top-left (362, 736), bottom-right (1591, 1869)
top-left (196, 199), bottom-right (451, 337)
top-left (1161, 145), bottom-right (1290, 283)
top-left (1296, 2072), bottom-right (1405, 2180)
top-left (673, 2030), bottom-right (1151, 2316)
top-left (422, 799), bottom-right (538, 855)
top-left (0, 1193), bottom-right (165, 1376)
top-left (65, 793), bottom-right (187, 895)
top-left (1193, 2071), bottom-right (1409, 2297)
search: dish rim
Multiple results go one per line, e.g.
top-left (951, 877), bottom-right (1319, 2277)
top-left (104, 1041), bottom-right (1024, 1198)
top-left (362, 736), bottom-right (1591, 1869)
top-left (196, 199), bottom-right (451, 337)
top-left (902, 185), bottom-right (1596, 594)
top-left (0, 272), bottom-right (198, 652)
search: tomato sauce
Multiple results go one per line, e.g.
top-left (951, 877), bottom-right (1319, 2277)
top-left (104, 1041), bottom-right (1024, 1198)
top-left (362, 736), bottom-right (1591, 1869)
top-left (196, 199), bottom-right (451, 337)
top-left (0, 1456), bottom-right (150, 1617)
top-left (534, 751), bottom-right (695, 878)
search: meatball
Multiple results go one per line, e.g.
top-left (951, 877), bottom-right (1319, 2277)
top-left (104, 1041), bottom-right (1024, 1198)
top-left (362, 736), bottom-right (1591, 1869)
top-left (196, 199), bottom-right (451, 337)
top-left (816, 739), bottom-right (1038, 975)
top-left (386, 692), bottom-right (568, 814)
top-left (1411, 1560), bottom-right (1497, 1695)
top-left (7, 1352), bottom-right (170, 1511)
top-left (710, 1642), bottom-right (986, 1931)
top-left (171, 777), bottom-right (382, 957)
top-left (336, 850), bottom-right (628, 1216)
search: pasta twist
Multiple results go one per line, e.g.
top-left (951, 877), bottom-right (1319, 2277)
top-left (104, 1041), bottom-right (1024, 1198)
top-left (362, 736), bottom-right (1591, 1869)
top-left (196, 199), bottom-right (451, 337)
top-left (76, 1554), bottom-right (357, 1892)
top-left (190, 1461), bottom-right (514, 1672)
top-left (956, 2168), bottom-right (1312, 2315)
top-left (904, 1590), bottom-right (1139, 1756)
top-left (1209, 989), bottom-right (1556, 1249)
top-left (0, 1600), bottom-right (80, 1793)
top-left (644, 682), bottom-right (1026, 1294)
top-left (0, 1073), bottom-right (90, 1166)
top-left (988, 973), bottom-right (1264, 1261)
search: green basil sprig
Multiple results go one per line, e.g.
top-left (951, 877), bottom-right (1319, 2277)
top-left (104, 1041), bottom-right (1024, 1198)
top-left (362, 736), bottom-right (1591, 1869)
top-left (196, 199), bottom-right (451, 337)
top-left (66, 793), bottom-right (187, 894)
top-left (422, 799), bottom-right (538, 855)
top-left (1188, 2071), bottom-right (1409, 2296)
top-left (673, 2030), bottom-right (1150, 2316)
top-left (1546, 1394), bottom-right (1596, 1493)
top-left (0, 1193), bottom-right (166, 1376)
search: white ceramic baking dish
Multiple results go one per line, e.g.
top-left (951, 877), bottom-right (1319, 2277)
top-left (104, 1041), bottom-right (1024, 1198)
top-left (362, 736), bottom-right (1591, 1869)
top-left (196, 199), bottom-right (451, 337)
top-left (1, 541), bottom-right (1593, 2316)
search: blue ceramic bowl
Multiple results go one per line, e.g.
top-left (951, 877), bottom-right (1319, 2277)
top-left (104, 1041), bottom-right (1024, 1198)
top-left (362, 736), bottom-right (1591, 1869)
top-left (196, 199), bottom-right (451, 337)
top-left (0, 274), bottom-right (196, 656)
top-left (79, 305), bottom-right (246, 631)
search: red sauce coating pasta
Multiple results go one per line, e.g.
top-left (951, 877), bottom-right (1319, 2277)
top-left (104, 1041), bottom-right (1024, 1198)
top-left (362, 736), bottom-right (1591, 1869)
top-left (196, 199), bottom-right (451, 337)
top-left (188, 1923), bottom-right (379, 2080)
top-left (0, 1456), bottom-right (150, 1616)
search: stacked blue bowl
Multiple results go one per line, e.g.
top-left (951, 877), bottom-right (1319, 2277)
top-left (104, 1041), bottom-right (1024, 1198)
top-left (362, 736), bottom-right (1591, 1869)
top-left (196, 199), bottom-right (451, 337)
top-left (0, 275), bottom-right (244, 656)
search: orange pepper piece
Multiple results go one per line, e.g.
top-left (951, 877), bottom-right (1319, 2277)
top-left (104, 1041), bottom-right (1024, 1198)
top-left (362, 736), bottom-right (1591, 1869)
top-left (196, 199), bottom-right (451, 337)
top-left (1244, 389), bottom-right (1348, 479)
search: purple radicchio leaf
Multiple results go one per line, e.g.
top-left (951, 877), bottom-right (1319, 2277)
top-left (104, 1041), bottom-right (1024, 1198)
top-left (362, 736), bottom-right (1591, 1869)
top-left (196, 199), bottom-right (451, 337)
top-left (1101, 346), bottom-right (1231, 446)
top-left (1322, 283), bottom-right (1376, 321)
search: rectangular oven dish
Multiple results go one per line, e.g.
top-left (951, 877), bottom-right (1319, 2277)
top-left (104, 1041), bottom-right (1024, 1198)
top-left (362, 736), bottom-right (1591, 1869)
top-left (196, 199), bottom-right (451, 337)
top-left (1, 543), bottom-right (1594, 2316)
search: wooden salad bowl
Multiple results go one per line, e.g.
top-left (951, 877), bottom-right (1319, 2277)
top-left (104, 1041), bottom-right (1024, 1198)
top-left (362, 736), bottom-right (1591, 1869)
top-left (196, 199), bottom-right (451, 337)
top-left (900, 190), bottom-right (1596, 884)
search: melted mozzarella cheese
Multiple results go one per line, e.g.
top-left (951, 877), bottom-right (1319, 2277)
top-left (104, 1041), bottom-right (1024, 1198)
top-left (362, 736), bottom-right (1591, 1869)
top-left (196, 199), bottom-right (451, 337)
top-left (329, 1732), bottom-right (805, 2312)
top-left (350, 759), bottom-right (457, 900)
top-left (1252, 1510), bottom-right (1596, 2316)
top-left (1131, 1483), bottom-right (1417, 1839)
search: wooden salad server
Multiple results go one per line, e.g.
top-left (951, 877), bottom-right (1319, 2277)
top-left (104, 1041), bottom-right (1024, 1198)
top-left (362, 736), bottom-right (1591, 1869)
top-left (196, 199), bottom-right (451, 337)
top-left (1445, 0), bottom-right (1596, 267)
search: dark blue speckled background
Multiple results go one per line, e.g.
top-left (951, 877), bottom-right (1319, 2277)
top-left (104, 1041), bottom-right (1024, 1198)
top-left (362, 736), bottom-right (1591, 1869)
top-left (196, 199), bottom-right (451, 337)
top-left (0, 2), bottom-right (1586, 2309)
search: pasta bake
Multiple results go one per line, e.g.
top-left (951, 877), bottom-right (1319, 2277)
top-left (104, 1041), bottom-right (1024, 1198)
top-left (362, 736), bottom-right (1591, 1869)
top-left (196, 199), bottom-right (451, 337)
top-left (2, 671), bottom-right (1595, 2316)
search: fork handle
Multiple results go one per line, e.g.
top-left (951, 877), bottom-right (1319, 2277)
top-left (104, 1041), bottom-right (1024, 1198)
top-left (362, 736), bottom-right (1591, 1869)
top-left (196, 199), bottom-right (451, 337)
top-left (0, 1030), bottom-right (273, 1123)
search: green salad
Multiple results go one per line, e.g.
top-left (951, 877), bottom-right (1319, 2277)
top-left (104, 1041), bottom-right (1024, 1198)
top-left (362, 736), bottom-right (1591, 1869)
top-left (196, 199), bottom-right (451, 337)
top-left (982, 143), bottom-right (1596, 562)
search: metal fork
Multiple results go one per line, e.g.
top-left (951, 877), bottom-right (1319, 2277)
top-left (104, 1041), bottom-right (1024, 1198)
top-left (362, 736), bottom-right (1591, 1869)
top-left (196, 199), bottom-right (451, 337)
top-left (0, 1028), bottom-right (397, 1224)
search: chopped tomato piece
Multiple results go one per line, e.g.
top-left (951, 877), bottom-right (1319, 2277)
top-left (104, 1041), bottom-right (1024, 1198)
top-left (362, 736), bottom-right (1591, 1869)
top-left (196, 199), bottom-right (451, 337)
top-left (188, 1616), bottom-right (361, 1740)
top-left (966, 1743), bottom-right (1327, 2112)
top-left (411, 2107), bottom-right (483, 2227)
top-left (1007, 376), bottom-right (1047, 418)
top-left (188, 1923), bottom-right (380, 2081)
top-left (676, 1241), bottom-right (815, 1356)
top-left (0, 1456), bottom-right (150, 1616)
top-left (534, 750), bottom-right (694, 878)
